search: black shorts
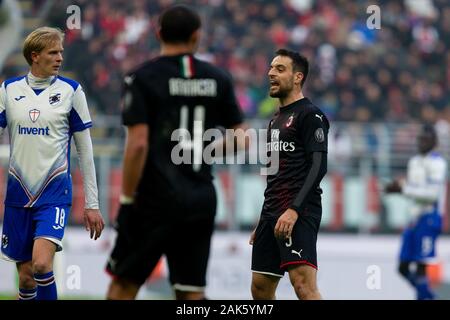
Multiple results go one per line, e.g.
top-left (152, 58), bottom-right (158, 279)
top-left (106, 208), bottom-right (215, 291)
top-left (251, 212), bottom-right (321, 277)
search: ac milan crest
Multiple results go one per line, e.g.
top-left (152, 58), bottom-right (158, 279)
top-left (286, 115), bottom-right (294, 127)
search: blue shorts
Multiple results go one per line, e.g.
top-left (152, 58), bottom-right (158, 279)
top-left (1, 204), bottom-right (71, 262)
top-left (399, 213), bottom-right (442, 262)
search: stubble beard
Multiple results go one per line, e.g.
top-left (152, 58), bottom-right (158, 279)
top-left (269, 85), bottom-right (288, 98)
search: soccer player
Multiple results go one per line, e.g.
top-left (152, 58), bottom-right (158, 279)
top-left (385, 124), bottom-right (447, 300)
top-left (105, 5), bottom-right (246, 300)
top-left (250, 49), bottom-right (329, 300)
top-left (0, 27), bottom-right (104, 300)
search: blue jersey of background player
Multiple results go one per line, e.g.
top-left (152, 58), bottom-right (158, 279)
top-left (0, 27), bottom-right (104, 300)
top-left (385, 124), bottom-right (447, 300)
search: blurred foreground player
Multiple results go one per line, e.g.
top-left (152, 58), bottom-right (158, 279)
top-left (106, 5), bottom-right (246, 300)
top-left (385, 124), bottom-right (447, 300)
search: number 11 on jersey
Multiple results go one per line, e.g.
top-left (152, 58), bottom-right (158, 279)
top-left (178, 105), bottom-right (205, 172)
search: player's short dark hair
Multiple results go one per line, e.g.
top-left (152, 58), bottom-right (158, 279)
top-left (275, 49), bottom-right (309, 86)
top-left (420, 123), bottom-right (437, 140)
top-left (159, 5), bottom-right (201, 44)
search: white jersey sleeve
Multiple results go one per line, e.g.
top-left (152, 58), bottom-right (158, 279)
top-left (73, 129), bottom-right (99, 209)
top-left (403, 153), bottom-right (447, 217)
top-left (69, 85), bottom-right (92, 132)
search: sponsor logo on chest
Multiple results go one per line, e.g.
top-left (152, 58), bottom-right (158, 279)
top-left (267, 129), bottom-right (295, 152)
top-left (17, 108), bottom-right (50, 136)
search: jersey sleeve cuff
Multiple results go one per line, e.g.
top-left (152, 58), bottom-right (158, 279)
top-left (70, 121), bottom-right (92, 133)
top-left (289, 205), bottom-right (302, 215)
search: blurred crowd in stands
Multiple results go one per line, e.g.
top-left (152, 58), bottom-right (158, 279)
top-left (38, 0), bottom-right (450, 123)
top-left (1, 0), bottom-right (449, 122)
top-left (1, 0), bottom-right (450, 147)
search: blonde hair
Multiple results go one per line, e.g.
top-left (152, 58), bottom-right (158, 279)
top-left (23, 27), bottom-right (65, 66)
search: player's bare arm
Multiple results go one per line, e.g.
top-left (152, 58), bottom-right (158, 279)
top-left (122, 124), bottom-right (149, 198)
top-left (384, 179), bottom-right (403, 193)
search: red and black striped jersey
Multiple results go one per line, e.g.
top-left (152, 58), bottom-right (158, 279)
top-left (262, 97), bottom-right (329, 219)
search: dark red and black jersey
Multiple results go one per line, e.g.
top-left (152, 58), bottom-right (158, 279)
top-left (262, 97), bottom-right (329, 220)
top-left (122, 54), bottom-right (243, 215)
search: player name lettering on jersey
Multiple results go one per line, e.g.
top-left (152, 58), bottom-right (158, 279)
top-left (17, 124), bottom-right (50, 136)
top-left (169, 78), bottom-right (217, 97)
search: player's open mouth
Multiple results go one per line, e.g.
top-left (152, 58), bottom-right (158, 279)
top-left (270, 80), bottom-right (279, 88)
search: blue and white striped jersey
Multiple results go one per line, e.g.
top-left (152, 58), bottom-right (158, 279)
top-left (0, 75), bottom-right (92, 207)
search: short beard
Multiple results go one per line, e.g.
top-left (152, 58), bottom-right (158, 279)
top-left (269, 79), bottom-right (294, 98)
top-left (269, 87), bottom-right (289, 98)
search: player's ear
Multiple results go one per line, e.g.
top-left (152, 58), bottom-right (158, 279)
top-left (294, 71), bottom-right (303, 86)
top-left (30, 51), bottom-right (40, 64)
top-left (190, 29), bottom-right (201, 47)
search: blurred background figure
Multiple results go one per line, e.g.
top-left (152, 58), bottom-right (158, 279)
top-left (385, 124), bottom-right (447, 300)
